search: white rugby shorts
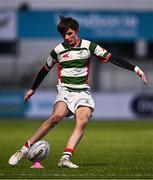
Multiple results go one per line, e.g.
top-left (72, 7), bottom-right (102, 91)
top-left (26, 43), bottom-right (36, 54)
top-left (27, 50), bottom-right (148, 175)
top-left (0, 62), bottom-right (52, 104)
top-left (55, 85), bottom-right (95, 118)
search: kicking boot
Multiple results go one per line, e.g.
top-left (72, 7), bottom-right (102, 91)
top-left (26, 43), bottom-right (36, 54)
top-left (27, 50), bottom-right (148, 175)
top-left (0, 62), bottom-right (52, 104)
top-left (58, 158), bottom-right (79, 168)
top-left (8, 150), bottom-right (28, 166)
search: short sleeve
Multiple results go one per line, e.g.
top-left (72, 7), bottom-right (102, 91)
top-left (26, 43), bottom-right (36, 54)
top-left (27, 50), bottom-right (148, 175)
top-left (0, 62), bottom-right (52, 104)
top-left (90, 43), bottom-right (112, 63)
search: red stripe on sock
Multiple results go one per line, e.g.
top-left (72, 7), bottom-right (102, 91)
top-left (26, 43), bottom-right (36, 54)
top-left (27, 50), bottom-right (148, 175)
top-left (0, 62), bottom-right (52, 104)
top-left (64, 148), bottom-right (74, 154)
top-left (24, 141), bottom-right (32, 148)
top-left (24, 142), bottom-right (29, 148)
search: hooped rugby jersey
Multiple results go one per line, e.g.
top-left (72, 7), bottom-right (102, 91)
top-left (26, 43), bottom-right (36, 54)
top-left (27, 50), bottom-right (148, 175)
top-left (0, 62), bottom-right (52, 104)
top-left (48, 39), bottom-right (112, 89)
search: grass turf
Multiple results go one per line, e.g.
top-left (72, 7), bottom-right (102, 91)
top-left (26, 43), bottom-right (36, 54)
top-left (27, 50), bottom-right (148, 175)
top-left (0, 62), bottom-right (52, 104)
top-left (1, 119), bottom-right (153, 179)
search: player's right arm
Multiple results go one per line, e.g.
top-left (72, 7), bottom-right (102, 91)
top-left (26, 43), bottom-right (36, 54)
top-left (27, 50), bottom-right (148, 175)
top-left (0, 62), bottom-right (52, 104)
top-left (24, 55), bottom-right (56, 104)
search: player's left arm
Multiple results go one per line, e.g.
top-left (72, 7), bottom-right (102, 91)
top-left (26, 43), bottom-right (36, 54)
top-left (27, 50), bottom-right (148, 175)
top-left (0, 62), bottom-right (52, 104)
top-left (108, 56), bottom-right (147, 85)
top-left (91, 43), bottom-right (147, 85)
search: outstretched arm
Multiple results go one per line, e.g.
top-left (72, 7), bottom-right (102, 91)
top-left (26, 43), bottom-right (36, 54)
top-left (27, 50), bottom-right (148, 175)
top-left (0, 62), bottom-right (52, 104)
top-left (90, 42), bottom-right (147, 85)
top-left (24, 56), bottom-right (56, 104)
top-left (109, 56), bottom-right (147, 85)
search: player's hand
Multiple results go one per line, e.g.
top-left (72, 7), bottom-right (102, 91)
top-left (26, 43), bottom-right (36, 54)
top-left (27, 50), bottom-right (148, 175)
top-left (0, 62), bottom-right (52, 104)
top-left (24, 89), bottom-right (35, 104)
top-left (134, 66), bottom-right (147, 85)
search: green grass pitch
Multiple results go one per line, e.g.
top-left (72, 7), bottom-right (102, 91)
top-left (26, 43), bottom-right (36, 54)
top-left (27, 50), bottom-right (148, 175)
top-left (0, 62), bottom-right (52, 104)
top-left (1, 119), bottom-right (153, 179)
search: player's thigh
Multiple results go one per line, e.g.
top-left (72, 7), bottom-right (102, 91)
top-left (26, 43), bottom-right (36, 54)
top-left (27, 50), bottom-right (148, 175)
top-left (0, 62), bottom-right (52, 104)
top-left (52, 101), bottom-right (69, 118)
top-left (75, 106), bottom-right (92, 125)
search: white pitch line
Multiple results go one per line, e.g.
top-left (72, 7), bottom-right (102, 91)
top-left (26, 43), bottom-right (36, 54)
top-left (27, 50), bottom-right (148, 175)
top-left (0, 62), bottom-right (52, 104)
top-left (1, 173), bottom-right (153, 177)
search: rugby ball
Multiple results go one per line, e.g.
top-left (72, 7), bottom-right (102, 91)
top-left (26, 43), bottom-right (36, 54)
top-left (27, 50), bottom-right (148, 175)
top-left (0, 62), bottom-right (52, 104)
top-left (28, 140), bottom-right (50, 162)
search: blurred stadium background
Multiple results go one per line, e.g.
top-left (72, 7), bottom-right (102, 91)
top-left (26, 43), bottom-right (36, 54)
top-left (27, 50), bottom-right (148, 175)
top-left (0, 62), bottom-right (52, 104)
top-left (1, 1), bottom-right (153, 179)
top-left (0, 0), bottom-right (153, 120)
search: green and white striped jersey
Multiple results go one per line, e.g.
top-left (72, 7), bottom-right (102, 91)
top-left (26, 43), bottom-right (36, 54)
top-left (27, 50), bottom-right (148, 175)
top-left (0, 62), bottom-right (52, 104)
top-left (48, 39), bottom-right (112, 90)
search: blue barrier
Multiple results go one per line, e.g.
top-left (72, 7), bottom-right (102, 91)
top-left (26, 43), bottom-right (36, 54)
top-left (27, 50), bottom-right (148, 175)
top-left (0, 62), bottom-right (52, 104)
top-left (0, 91), bottom-right (27, 117)
top-left (18, 11), bottom-right (153, 41)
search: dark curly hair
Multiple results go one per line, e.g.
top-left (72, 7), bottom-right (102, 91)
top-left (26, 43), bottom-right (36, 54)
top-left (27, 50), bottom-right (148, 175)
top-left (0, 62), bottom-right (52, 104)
top-left (57, 15), bottom-right (79, 35)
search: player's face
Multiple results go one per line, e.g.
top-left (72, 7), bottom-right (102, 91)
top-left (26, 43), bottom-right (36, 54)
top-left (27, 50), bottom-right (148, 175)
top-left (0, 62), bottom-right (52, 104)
top-left (63, 28), bottom-right (79, 46)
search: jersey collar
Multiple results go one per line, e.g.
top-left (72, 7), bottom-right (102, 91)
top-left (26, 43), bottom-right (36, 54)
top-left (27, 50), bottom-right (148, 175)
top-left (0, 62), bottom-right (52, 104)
top-left (62, 39), bottom-right (82, 49)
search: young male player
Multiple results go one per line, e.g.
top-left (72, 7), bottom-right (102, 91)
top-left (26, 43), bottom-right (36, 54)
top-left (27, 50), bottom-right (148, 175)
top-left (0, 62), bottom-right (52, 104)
top-left (9, 15), bottom-right (147, 168)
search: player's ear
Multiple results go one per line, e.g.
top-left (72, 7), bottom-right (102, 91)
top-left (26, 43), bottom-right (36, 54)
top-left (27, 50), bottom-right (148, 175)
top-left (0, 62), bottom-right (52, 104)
top-left (76, 28), bottom-right (79, 34)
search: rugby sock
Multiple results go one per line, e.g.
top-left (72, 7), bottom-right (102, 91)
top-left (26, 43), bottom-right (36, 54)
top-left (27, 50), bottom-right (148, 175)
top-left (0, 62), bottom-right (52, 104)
top-left (61, 148), bottom-right (74, 159)
top-left (20, 141), bottom-right (32, 153)
top-left (24, 141), bottom-right (33, 148)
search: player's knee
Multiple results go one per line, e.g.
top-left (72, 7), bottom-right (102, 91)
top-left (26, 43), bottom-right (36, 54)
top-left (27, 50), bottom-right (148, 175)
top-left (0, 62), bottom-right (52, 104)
top-left (76, 118), bottom-right (88, 131)
top-left (52, 112), bottom-right (63, 120)
top-left (50, 113), bottom-right (63, 127)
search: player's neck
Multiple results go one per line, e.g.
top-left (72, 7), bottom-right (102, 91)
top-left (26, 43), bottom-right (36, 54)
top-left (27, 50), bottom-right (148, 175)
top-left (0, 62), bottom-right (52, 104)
top-left (72, 38), bottom-right (80, 48)
top-left (65, 38), bottom-right (80, 48)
